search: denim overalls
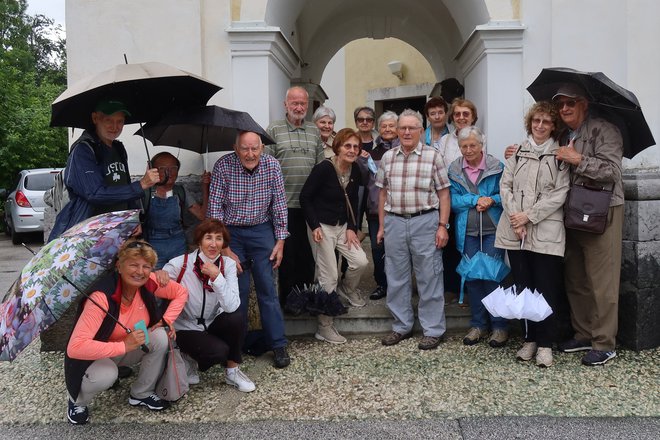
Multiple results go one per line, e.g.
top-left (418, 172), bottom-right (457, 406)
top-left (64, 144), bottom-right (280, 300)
top-left (145, 194), bottom-right (187, 269)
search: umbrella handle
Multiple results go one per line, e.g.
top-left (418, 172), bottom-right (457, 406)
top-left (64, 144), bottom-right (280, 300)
top-left (479, 211), bottom-right (483, 251)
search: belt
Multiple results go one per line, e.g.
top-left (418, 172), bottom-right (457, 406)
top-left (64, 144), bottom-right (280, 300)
top-left (388, 208), bottom-right (436, 219)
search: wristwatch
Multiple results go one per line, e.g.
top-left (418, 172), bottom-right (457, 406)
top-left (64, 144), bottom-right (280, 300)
top-left (440, 223), bottom-right (450, 230)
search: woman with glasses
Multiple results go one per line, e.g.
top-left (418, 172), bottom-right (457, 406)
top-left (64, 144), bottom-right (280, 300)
top-left (143, 152), bottom-right (209, 268)
top-left (439, 99), bottom-right (479, 170)
top-left (424, 97), bottom-right (451, 149)
top-left (65, 240), bottom-right (188, 425)
top-left (447, 126), bottom-right (508, 348)
top-left (299, 128), bottom-right (369, 344)
top-left (496, 102), bottom-right (570, 367)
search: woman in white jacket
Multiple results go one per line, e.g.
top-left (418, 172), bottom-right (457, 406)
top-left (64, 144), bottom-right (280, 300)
top-left (162, 218), bottom-right (255, 392)
top-left (495, 101), bottom-right (570, 368)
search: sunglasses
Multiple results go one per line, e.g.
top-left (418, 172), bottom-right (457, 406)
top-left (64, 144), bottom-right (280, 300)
top-left (126, 241), bottom-right (153, 250)
top-left (356, 117), bottom-right (374, 123)
top-left (554, 99), bottom-right (580, 109)
top-left (453, 111), bottom-right (472, 119)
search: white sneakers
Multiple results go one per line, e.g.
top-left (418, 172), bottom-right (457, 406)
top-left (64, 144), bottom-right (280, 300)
top-left (225, 368), bottom-right (256, 393)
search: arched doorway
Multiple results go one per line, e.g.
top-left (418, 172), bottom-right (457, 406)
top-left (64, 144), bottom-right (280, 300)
top-left (228, 0), bottom-right (525, 157)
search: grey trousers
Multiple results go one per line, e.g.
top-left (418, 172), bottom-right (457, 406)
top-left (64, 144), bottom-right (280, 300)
top-left (383, 212), bottom-right (446, 337)
top-left (73, 327), bottom-right (168, 406)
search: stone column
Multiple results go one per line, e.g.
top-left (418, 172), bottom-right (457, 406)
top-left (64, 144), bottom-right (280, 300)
top-left (454, 21), bottom-right (526, 160)
top-left (620, 173), bottom-right (660, 350)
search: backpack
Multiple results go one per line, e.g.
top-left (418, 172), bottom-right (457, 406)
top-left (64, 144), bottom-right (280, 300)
top-left (44, 169), bottom-right (68, 213)
top-left (45, 140), bottom-right (128, 213)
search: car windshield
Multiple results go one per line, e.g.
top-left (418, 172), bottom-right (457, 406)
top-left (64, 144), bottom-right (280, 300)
top-left (24, 173), bottom-right (57, 191)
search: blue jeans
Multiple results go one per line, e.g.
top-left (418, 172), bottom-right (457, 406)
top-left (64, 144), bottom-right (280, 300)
top-left (464, 234), bottom-right (508, 331)
top-left (227, 223), bottom-right (287, 350)
top-left (367, 217), bottom-right (387, 288)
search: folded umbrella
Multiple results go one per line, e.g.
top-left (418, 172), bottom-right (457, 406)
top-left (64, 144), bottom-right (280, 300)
top-left (0, 210), bottom-right (140, 361)
top-left (455, 213), bottom-right (510, 304)
top-left (527, 67), bottom-right (655, 158)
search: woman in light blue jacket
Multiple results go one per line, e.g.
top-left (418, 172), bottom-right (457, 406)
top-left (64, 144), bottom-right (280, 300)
top-left (447, 126), bottom-right (507, 348)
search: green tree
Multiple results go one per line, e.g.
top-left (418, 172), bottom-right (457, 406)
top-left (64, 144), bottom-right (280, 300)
top-left (0, 0), bottom-right (68, 190)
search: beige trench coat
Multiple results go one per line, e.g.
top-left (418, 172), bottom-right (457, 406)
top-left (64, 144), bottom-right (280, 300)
top-left (495, 138), bottom-right (571, 257)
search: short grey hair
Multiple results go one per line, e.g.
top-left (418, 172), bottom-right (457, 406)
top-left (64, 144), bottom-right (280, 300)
top-left (398, 109), bottom-right (423, 128)
top-left (377, 110), bottom-right (398, 127)
top-left (312, 105), bottom-right (336, 123)
top-left (457, 125), bottom-right (485, 145)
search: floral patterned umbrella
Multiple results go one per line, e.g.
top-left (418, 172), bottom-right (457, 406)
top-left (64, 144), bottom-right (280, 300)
top-left (0, 210), bottom-right (140, 361)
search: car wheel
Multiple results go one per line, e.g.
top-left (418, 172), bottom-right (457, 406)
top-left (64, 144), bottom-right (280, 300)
top-left (8, 221), bottom-right (22, 245)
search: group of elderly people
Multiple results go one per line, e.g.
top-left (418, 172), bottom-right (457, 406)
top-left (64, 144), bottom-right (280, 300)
top-left (60, 82), bottom-right (623, 425)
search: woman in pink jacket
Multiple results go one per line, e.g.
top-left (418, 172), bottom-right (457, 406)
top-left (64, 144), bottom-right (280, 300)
top-left (64, 240), bottom-right (188, 425)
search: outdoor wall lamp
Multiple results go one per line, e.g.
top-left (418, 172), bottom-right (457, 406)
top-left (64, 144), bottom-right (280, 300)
top-left (388, 60), bottom-right (404, 80)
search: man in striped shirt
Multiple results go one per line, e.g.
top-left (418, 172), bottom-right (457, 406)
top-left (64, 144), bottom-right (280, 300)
top-left (208, 131), bottom-right (291, 368)
top-left (375, 109), bottom-right (452, 351)
top-left (266, 86), bottom-right (325, 302)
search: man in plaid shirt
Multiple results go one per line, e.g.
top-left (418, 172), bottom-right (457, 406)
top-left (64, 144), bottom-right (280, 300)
top-left (208, 131), bottom-right (291, 368)
top-left (375, 109), bottom-right (452, 351)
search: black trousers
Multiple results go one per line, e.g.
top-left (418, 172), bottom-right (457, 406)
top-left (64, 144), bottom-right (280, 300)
top-left (278, 208), bottom-right (315, 301)
top-left (507, 250), bottom-right (563, 348)
top-left (176, 310), bottom-right (245, 372)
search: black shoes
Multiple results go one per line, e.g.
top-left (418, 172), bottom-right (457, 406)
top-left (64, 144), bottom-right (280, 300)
top-left (273, 346), bottom-right (291, 368)
top-left (369, 286), bottom-right (387, 300)
top-left (67, 399), bottom-right (89, 425)
top-left (558, 338), bottom-right (592, 353)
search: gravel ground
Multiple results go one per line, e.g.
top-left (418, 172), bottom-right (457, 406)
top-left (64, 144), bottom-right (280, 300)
top-left (1, 335), bottom-right (658, 424)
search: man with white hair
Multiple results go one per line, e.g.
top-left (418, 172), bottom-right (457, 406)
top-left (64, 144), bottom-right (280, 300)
top-left (266, 86), bottom-right (325, 304)
top-left (375, 109), bottom-right (452, 350)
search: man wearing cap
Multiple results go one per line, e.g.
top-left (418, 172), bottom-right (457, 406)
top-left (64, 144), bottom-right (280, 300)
top-left (49, 99), bottom-right (160, 241)
top-left (553, 83), bottom-right (624, 366)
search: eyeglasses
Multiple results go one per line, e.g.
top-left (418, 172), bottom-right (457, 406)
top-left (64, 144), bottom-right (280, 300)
top-left (342, 143), bottom-right (360, 150)
top-left (554, 99), bottom-right (579, 109)
top-left (126, 241), bottom-right (153, 250)
top-left (531, 117), bottom-right (553, 126)
top-left (157, 166), bottom-right (179, 173)
top-left (237, 145), bottom-right (262, 154)
top-left (398, 126), bottom-right (421, 132)
top-left (356, 117), bottom-right (374, 123)
top-left (453, 111), bottom-right (472, 119)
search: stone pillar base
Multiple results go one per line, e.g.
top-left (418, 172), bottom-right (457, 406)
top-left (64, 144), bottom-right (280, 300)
top-left (619, 173), bottom-right (660, 350)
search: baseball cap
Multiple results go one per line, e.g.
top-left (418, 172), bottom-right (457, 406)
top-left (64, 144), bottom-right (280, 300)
top-left (552, 83), bottom-right (587, 101)
top-left (95, 99), bottom-right (132, 116)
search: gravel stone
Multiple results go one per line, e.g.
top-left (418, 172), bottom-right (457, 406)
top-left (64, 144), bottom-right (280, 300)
top-left (1, 335), bottom-right (658, 424)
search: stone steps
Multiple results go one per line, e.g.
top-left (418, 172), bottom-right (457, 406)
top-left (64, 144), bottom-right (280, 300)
top-left (284, 297), bottom-right (471, 336)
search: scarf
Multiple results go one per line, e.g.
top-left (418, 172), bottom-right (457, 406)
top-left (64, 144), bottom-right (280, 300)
top-left (193, 253), bottom-right (224, 291)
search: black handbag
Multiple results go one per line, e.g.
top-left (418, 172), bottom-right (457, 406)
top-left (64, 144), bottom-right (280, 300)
top-left (564, 183), bottom-right (612, 234)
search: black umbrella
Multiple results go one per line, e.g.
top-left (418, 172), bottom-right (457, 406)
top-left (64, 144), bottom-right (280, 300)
top-left (135, 105), bottom-right (275, 154)
top-left (527, 67), bottom-right (656, 158)
top-left (50, 61), bottom-right (221, 129)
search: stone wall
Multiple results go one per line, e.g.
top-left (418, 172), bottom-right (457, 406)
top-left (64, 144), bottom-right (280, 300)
top-left (619, 173), bottom-right (660, 351)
